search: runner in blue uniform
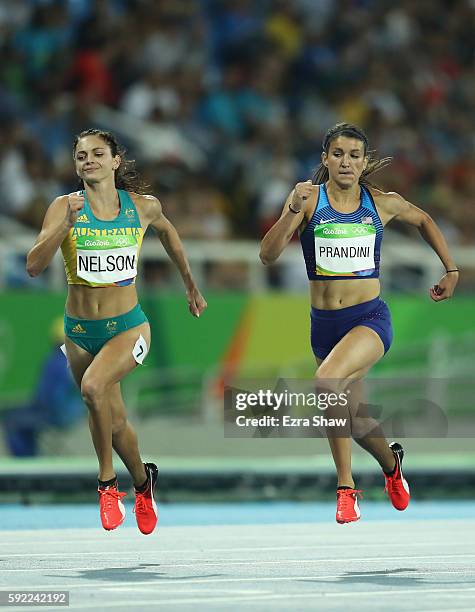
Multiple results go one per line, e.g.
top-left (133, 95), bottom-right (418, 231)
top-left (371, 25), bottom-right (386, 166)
top-left (260, 123), bottom-right (459, 523)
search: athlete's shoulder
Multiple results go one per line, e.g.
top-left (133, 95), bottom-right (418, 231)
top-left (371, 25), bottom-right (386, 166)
top-left (37, 193), bottom-right (73, 229)
top-left (54, 193), bottom-right (70, 205)
top-left (47, 194), bottom-right (70, 215)
top-left (128, 192), bottom-right (160, 207)
top-left (367, 188), bottom-right (412, 225)
top-left (128, 192), bottom-right (162, 223)
top-left (367, 188), bottom-right (406, 209)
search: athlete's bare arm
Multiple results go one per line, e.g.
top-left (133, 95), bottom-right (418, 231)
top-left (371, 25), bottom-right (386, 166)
top-left (371, 190), bottom-right (430, 227)
top-left (26, 192), bottom-right (84, 277)
top-left (373, 190), bottom-right (459, 301)
top-left (260, 181), bottom-right (315, 265)
top-left (135, 194), bottom-right (207, 317)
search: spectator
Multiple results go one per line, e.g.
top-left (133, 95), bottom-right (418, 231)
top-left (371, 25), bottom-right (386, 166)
top-left (1, 317), bottom-right (83, 457)
top-left (0, 0), bottom-right (473, 285)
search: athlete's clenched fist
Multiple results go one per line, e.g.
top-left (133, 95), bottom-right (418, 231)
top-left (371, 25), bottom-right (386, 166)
top-left (290, 180), bottom-right (313, 213)
top-left (66, 191), bottom-right (85, 227)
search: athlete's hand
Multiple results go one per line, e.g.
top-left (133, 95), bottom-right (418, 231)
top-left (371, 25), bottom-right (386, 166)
top-left (429, 271), bottom-right (459, 302)
top-left (186, 286), bottom-right (207, 318)
top-left (290, 180), bottom-right (313, 212)
top-left (66, 191), bottom-right (85, 227)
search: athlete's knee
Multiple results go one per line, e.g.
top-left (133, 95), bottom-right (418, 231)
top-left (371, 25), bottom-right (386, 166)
top-left (111, 416), bottom-right (127, 436)
top-left (315, 364), bottom-right (345, 392)
top-left (81, 375), bottom-right (107, 407)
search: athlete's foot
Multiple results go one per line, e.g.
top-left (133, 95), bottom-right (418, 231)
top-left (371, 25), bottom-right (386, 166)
top-left (336, 487), bottom-right (362, 523)
top-left (384, 442), bottom-right (410, 511)
top-left (98, 480), bottom-right (127, 531)
top-left (133, 462), bottom-right (158, 535)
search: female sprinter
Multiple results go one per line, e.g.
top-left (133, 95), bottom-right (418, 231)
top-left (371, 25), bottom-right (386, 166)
top-left (27, 129), bottom-right (207, 533)
top-left (260, 123), bottom-right (459, 523)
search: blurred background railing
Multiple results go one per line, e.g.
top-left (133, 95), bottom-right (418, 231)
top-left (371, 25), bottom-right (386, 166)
top-left (1, 234), bottom-right (475, 292)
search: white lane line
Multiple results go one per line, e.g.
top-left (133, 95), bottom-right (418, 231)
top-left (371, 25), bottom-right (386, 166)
top-left (103, 587), bottom-right (270, 595)
top-left (430, 609), bottom-right (475, 612)
top-left (2, 552), bottom-right (475, 571)
top-left (99, 569), bottom-right (474, 590)
top-left (1, 524), bottom-right (472, 545)
top-left (1, 533), bottom-right (473, 547)
top-left (2, 567), bottom-right (473, 586)
top-left (1, 525), bottom-right (472, 538)
top-left (2, 540), bottom-right (472, 556)
top-left (2, 540), bottom-right (475, 560)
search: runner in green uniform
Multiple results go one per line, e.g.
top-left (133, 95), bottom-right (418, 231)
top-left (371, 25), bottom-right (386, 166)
top-left (27, 129), bottom-right (207, 533)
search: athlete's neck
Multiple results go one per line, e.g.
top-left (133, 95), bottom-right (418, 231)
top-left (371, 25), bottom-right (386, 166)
top-left (326, 181), bottom-right (361, 211)
top-left (84, 180), bottom-right (119, 212)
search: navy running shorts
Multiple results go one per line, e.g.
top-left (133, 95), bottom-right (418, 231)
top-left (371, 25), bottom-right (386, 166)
top-left (310, 296), bottom-right (393, 360)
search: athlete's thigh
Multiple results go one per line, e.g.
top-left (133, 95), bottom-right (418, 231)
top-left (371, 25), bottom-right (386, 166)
top-left (64, 336), bottom-right (94, 387)
top-left (316, 325), bottom-right (384, 381)
top-left (85, 321), bottom-right (151, 389)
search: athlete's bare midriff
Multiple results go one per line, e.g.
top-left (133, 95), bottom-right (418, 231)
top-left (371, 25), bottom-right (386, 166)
top-left (66, 284), bottom-right (139, 319)
top-left (309, 277), bottom-right (380, 310)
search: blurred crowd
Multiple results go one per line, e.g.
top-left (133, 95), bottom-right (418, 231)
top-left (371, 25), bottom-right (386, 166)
top-left (0, 0), bottom-right (474, 286)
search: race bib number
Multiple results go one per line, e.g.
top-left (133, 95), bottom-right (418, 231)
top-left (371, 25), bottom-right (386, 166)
top-left (76, 235), bottom-right (138, 284)
top-left (132, 334), bottom-right (148, 365)
top-left (314, 224), bottom-right (376, 276)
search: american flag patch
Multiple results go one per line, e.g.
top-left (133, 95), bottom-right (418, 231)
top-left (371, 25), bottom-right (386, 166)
top-left (361, 216), bottom-right (373, 224)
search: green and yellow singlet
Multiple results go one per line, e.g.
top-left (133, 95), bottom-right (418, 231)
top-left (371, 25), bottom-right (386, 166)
top-left (61, 189), bottom-right (144, 287)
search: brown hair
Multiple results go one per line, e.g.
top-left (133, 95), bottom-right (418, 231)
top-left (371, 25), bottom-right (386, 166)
top-left (312, 123), bottom-right (392, 189)
top-left (73, 128), bottom-right (150, 194)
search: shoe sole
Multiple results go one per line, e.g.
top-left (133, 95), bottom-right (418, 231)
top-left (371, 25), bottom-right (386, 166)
top-left (388, 441), bottom-right (410, 509)
top-left (138, 463), bottom-right (159, 535)
top-left (103, 516), bottom-right (125, 531)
